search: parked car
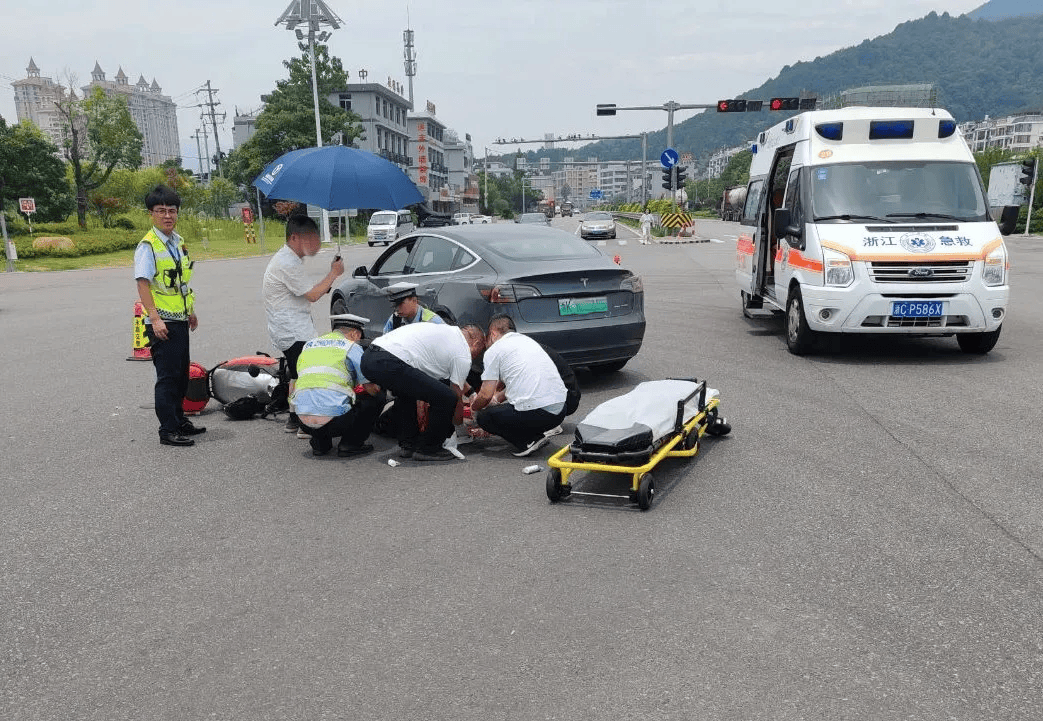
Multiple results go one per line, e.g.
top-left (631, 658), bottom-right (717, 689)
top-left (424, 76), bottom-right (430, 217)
top-left (452, 212), bottom-right (474, 225)
top-left (578, 211), bottom-right (616, 240)
top-left (471, 214), bottom-right (492, 224)
top-left (517, 212), bottom-right (550, 225)
top-left (330, 224), bottom-right (645, 371)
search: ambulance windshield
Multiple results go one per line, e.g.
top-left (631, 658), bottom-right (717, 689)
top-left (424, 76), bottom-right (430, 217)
top-left (810, 161), bottom-right (989, 223)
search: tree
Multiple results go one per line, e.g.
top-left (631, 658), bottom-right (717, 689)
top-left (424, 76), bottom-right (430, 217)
top-left (225, 44), bottom-right (364, 189)
top-left (0, 117), bottom-right (75, 223)
top-left (54, 79), bottom-right (143, 228)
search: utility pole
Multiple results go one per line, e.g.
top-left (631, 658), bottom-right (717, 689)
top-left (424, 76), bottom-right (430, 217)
top-left (199, 81), bottom-right (225, 178)
top-left (198, 119), bottom-right (212, 183)
top-left (190, 130), bottom-right (205, 182)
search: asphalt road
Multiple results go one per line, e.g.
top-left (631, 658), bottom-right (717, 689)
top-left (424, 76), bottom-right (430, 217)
top-left (2, 222), bottom-right (1041, 720)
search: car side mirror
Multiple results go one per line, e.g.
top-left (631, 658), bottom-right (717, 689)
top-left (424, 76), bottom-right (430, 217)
top-left (352, 265), bottom-right (369, 278)
top-left (773, 207), bottom-right (802, 243)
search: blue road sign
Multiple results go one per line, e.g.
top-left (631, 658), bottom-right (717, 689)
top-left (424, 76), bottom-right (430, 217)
top-left (589, 188), bottom-right (603, 200)
top-left (661, 148), bottom-right (679, 168)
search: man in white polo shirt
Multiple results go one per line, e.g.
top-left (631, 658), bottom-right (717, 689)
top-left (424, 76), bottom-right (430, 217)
top-left (361, 322), bottom-right (486, 461)
top-left (470, 320), bottom-right (568, 457)
top-left (262, 215), bottom-right (344, 435)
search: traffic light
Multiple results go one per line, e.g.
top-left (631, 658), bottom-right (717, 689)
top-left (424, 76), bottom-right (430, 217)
top-left (769, 97), bottom-right (801, 111)
top-left (596, 104), bottom-right (617, 116)
top-left (675, 166), bottom-right (687, 185)
top-left (799, 98), bottom-right (818, 110)
top-left (716, 99), bottom-right (746, 113)
top-left (662, 167), bottom-right (675, 189)
top-left (1020, 158), bottom-right (1037, 185)
top-left (745, 100), bottom-right (763, 112)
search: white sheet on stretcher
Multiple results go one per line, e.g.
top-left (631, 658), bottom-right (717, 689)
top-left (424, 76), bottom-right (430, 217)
top-left (578, 380), bottom-right (719, 443)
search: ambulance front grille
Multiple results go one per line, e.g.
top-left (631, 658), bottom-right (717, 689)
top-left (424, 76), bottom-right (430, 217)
top-left (869, 261), bottom-right (972, 283)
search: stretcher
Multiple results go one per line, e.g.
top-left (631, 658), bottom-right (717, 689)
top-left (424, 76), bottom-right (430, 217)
top-left (545, 378), bottom-right (730, 510)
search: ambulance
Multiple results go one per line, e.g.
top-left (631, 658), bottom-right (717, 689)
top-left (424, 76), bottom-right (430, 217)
top-left (735, 106), bottom-right (1008, 354)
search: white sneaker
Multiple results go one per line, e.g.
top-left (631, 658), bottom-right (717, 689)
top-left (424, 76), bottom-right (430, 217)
top-left (296, 428), bottom-right (312, 439)
top-left (543, 425), bottom-right (563, 438)
top-left (512, 436), bottom-right (549, 457)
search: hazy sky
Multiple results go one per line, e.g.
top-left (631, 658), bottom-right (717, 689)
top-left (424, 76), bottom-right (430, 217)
top-left (1, 0), bottom-right (985, 172)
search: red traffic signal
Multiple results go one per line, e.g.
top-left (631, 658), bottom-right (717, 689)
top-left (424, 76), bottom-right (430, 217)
top-left (717, 99), bottom-right (746, 113)
top-left (769, 97), bottom-right (800, 111)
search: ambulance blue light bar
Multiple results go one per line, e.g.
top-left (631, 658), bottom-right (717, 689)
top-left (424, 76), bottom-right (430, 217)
top-left (815, 122), bottom-right (844, 141)
top-left (869, 120), bottom-right (915, 140)
top-left (938, 120), bottom-right (957, 138)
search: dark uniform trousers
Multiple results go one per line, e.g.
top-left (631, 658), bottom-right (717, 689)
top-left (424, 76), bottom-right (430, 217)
top-left (361, 345), bottom-right (457, 454)
top-left (145, 320), bottom-right (190, 436)
top-left (307, 390), bottom-right (386, 453)
top-left (476, 404), bottom-right (566, 451)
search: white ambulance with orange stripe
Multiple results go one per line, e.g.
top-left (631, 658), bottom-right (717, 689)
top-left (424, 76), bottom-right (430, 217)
top-left (736, 106), bottom-right (1008, 354)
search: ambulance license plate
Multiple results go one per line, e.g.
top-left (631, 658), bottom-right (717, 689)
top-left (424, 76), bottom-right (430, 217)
top-left (891, 301), bottom-right (944, 317)
top-left (559, 297), bottom-right (608, 316)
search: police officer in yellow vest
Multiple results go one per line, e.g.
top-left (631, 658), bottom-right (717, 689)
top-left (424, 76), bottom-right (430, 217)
top-left (382, 282), bottom-right (445, 335)
top-left (134, 185), bottom-right (204, 447)
top-left (291, 314), bottom-right (386, 457)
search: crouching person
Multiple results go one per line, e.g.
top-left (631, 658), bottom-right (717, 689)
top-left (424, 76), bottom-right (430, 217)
top-left (470, 318), bottom-right (569, 457)
top-left (290, 314), bottom-right (385, 457)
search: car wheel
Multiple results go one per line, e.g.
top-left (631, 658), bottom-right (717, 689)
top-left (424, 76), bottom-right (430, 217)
top-left (432, 305), bottom-right (457, 325)
top-left (330, 295), bottom-right (348, 319)
top-left (786, 287), bottom-right (819, 356)
top-left (957, 326), bottom-right (1001, 354)
top-left (588, 360), bottom-right (628, 374)
top-left (367, 241), bottom-right (375, 247)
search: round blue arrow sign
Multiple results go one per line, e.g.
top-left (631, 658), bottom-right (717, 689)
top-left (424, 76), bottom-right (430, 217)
top-left (661, 148), bottom-right (679, 168)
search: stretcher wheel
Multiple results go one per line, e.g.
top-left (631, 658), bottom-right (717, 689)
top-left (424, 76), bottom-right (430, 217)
top-left (546, 468), bottom-right (567, 503)
top-left (682, 430), bottom-right (699, 451)
top-left (637, 473), bottom-right (655, 510)
top-left (707, 417), bottom-right (731, 436)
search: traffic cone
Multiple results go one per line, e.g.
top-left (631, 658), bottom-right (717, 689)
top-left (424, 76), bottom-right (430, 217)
top-left (127, 301), bottom-right (152, 361)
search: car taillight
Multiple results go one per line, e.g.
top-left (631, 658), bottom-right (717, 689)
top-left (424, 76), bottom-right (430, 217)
top-left (478, 284), bottom-right (542, 303)
top-left (620, 273), bottom-right (643, 293)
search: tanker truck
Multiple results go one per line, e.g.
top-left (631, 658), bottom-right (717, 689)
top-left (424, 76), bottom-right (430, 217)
top-left (720, 185), bottom-right (747, 221)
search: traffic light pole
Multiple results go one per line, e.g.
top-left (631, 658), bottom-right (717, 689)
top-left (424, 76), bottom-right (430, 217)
top-left (596, 101), bottom-right (716, 195)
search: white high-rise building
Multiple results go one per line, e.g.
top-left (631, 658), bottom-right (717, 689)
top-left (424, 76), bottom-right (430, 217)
top-left (83, 62), bottom-right (180, 166)
top-left (11, 58), bottom-right (71, 150)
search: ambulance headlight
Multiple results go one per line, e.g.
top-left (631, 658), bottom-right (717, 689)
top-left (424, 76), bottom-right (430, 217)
top-left (823, 247), bottom-right (854, 287)
top-left (983, 245), bottom-right (1007, 286)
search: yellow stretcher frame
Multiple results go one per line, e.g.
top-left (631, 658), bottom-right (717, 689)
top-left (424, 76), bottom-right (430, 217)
top-left (546, 381), bottom-right (721, 511)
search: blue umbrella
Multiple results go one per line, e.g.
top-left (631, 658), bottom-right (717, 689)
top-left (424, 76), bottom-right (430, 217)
top-left (252, 146), bottom-right (423, 211)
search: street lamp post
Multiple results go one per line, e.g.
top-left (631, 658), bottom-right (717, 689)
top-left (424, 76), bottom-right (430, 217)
top-left (275, 0), bottom-right (342, 245)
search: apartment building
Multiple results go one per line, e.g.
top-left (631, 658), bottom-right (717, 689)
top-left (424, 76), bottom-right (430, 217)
top-left (959, 113), bottom-right (1043, 153)
top-left (10, 58), bottom-right (70, 150)
top-left (328, 80), bottom-right (412, 169)
top-left (83, 62), bottom-right (179, 166)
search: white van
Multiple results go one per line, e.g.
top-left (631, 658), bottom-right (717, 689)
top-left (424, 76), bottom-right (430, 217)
top-left (736, 106), bottom-right (1008, 354)
top-left (367, 210), bottom-right (415, 246)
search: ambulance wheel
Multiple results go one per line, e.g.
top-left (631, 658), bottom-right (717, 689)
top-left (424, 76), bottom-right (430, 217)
top-left (637, 473), bottom-right (655, 510)
top-left (957, 327), bottom-right (1001, 354)
top-left (786, 287), bottom-right (819, 356)
top-left (546, 468), bottom-right (567, 503)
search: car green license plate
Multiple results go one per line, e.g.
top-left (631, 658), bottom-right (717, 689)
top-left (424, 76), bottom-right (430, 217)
top-left (559, 297), bottom-right (608, 316)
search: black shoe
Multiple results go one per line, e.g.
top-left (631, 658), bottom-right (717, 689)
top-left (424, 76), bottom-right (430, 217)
top-left (179, 420), bottom-right (207, 435)
top-left (413, 448), bottom-right (455, 462)
top-left (337, 442), bottom-right (374, 458)
top-left (160, 433), bottom-right (195, 447)
top-left (310, 438), bottom-right (333, 456)
top-left (397, 444), bottom-right (416, 459)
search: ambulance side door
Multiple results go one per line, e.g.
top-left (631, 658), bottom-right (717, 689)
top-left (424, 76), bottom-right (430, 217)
top-left (755, 146), bottom-right (794, 296)
top-left (776, 166), bottom-right (805, 302)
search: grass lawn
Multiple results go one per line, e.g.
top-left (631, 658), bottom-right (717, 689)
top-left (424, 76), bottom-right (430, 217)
top-left (3, 211), bottom-right (366, 272)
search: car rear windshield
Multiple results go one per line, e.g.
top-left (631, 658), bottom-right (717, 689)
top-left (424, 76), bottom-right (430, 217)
top-left (483, 233), bottom-right (602, 261)
top-left (370, 212), bottom-right (397, 224)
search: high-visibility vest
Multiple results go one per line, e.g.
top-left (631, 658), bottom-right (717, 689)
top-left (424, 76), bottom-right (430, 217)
top-left (139, 228), bottom-right (195, 320)
top-left (291, 332), bottom-right (357, 404)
